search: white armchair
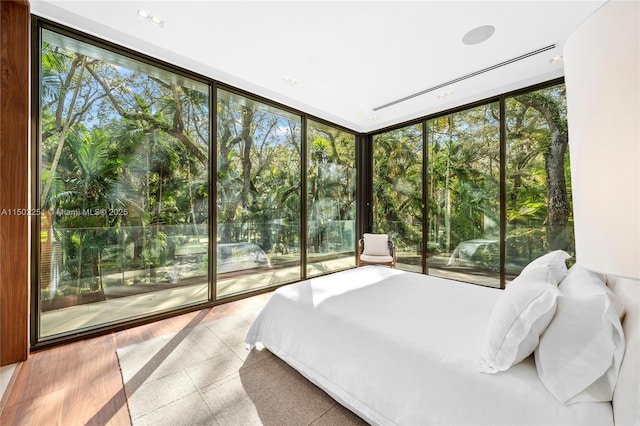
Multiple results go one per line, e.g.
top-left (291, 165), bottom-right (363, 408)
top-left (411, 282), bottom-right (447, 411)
top-left (357, 233), bottom-right (397, 268)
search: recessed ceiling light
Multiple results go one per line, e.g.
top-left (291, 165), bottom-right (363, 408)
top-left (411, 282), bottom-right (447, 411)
top-left (282, 76), bottom-right (298, 86)
top-left (462, 25), bottom-right (495, 45)
top-left (438, 91), bottom-right (454, 99)
top-left (359, 112), bottom-right (381, 122)
top-left (549, 55), bottom-right (563, 64)
top-left (137, 9), bottom-right (164, 27)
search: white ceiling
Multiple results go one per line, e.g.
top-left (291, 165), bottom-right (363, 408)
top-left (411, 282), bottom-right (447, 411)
top-left (30, 0), bottom-right (606, 133)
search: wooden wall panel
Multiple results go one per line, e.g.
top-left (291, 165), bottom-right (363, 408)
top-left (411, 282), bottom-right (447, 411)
top-left (0, 0), bottom-right (30, 365)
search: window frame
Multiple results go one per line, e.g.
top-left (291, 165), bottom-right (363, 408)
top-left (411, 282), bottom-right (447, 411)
top-left (366, 78), bottom-right (568, 289)
top-left (30, 16), bottom-right (567, 350)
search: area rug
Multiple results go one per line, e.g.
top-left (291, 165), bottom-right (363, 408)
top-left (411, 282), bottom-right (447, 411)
top-left (116, 310), bottom-right (365, 425)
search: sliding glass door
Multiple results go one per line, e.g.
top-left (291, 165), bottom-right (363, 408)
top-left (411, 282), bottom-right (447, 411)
top-left (426, 103), bottom-right (500, 287)
top-left (372, 124), bottom-right (423, 272)
top-left (216, 89), bottom-right (302, 297)
top-left (34, 23), bottom-right (358, 344)
top-left (505, 84), bottom-right (573, 281)
top-left (306, 120), bottom-right (356, 276)
top-left (37, 29), bottom-right (210, 338)
top-left (370, 83), bottom-right (572, 288)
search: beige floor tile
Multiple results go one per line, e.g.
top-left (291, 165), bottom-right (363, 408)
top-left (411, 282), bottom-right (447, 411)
top-left (134, 391), bottom-right (217, 426)
top-left (126, 370), bottom-right (197, 420)
top-left (186, 351), bottom-right (245, 391)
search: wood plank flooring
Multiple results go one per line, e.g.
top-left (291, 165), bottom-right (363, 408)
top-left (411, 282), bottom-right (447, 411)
top-left (0, 293), bottom-right (273, 426)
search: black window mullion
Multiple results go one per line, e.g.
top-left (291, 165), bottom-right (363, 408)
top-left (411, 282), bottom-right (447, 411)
top-left (499, 97), bottom-right (507, 289)
top-left (300, 115), bottom-right (308, 280)
top-left (422, 121), bottom-right (429, 275)
top-left (211, 82), bottom-right (218, 301)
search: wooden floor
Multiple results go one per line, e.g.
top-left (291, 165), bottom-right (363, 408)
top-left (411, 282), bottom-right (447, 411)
top-left (0, 293), bottom-right (273, 426)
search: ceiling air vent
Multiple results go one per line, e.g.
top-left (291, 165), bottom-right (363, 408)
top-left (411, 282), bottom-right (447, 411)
top-left (373, 44), bottom-right (557, 111)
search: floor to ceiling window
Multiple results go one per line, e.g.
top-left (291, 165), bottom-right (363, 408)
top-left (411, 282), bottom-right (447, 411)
top-left (372, 124), bottom-right (423, 272)
top-left (33, 20), bottom-right (570, 345)
top-left (505, 83), bottom-right (573, 280)
top-left (37, 28), bottom-right (210, 338)
top-left (216, 89), bottom-right (302, 297)
top-left (33, 21), bottom-right (357, 345)
top-left (426, 103), bottom-right (501, 287)
top-left (370, 82), bottom-right (572, 288)
top-left (306, 120), bottom-right (356, 276)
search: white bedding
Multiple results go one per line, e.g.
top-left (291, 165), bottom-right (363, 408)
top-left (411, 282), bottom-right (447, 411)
top-left (246, 266), bottom-right (614, 425)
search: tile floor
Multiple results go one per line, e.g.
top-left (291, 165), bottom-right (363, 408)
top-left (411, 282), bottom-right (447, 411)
top-left (1, 291), bottom-right (366, 425)
top-left (117, 303), bottom-right (366, 425)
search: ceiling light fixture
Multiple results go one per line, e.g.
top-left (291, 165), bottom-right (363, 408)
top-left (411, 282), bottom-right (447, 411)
top-left (282, 76), bottom-right (298, 86)
top-left (137, 9), bottom-right (164, 27)
top-left (549, 55), bottom-right (563, 64)
top-left (359, 112), bottom-right (380, 122)
top-left (438, 91), bottom-right (454, 99)
top-left (462, 25), bottom-right (495, 45)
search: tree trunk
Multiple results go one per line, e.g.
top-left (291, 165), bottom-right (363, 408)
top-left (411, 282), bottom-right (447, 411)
top-left (240, 107), bottom-right (254, 209)
top-left (515, 93), bottom-right (570, 250)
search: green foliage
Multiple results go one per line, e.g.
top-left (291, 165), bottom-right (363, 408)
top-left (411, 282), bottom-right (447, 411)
top-left (39, 33), bottom-right (210, 298)
top-left (38, 29), bottom-right (573, 300)
top-left (373, 85), bottom-right (573, 273)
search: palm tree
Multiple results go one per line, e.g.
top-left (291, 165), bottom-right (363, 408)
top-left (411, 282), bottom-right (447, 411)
top-left (52, 129), bottom-right (137, 292)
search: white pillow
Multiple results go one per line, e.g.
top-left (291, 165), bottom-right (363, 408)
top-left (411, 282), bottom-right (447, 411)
top-left (535, 265), bottom-right (626, 404)
top-left (478, 250), bottom-right (571, 373)
top-left (479, 281), bottom-right (560, 373)
top-left (519, 250), bottom-right (572, 286)
top-left (362, 233), bottom-right (389, 256)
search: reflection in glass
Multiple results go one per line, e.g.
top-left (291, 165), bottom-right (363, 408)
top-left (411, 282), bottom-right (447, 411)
top-left (306, 120), bottom-right (356, 276)
top-left (216, 89), bottom-right (302, 297)
top-left (373, 124), bottom-right (423, 272)
top-left (426, 103), bottom-right (500, 287)
top-left (38, 30), bottom-right (210, 338)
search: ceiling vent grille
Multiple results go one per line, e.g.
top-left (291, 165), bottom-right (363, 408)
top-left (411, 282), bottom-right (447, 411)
top-left (373, 43), bottom-right (557, 111)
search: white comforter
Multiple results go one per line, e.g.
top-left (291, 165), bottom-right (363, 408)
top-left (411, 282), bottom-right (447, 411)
top-left (246, 266), bottom-right (613, 425)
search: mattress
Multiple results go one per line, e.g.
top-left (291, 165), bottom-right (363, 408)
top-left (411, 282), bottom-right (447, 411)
top-left (246, 266), bottom-right (613, 425)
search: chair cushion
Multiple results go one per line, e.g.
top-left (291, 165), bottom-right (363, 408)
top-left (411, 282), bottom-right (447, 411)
top-left (363, 233), bottom-right (389, 256)
top-left (360, 254), bottom-right (394, 263)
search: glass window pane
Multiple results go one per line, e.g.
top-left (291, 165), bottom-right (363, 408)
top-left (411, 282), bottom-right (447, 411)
top-left (372, 124), bottom-right (423, 272)
top-left (426, 103), bottom-right (500, 287)
top-left (306, 120), bottom-right (356, 276)
top-left (505, 84), bottom-right (573, 280)
top-left (216, 89), bottom-right (302, 297)
top-left (39, 30), bottom-right (210, 338)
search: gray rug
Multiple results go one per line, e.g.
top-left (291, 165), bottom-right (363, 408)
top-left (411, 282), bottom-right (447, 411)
top-left (117, 309), bottom-right (366, 426)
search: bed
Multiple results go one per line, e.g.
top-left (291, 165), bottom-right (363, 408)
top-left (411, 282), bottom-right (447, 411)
top-left (246, 264), bottom-right (638, 425)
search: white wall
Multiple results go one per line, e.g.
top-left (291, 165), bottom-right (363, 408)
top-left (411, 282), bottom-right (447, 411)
top-left (565, 6), bottom-right (639, 422)
top-left (564, 0), bottom-right (640, 280)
